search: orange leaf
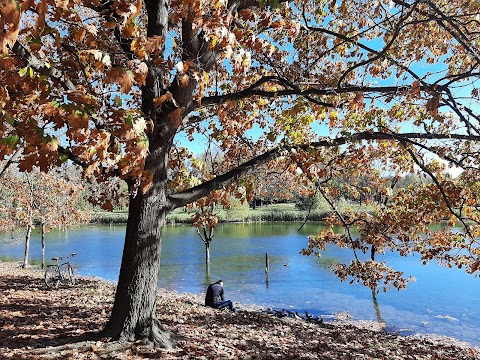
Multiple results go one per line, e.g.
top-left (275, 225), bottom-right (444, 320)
top-left (75, 28), bottom-right (87, 43)
top-left (104, 67), bottom-right (135, 94)
top-left (144, 35), bottom-right (164, 55)
top-left (153, 91), bottom-right (176, 109)
top-left (168, 107), bottom-right (183, 127)
top-left (133, 61), bottom-right (148, 86)
top-left (0, 0), bottom-right (22, 53)
top-left (179, 74), bottom-right (190, 87)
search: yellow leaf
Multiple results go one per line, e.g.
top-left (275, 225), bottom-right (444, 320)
top-left (203, 71), bottom-right (209, 85)
top-left (132, 117), bottom-right (146, 135)
top-left (45, 138), bottom-right (58, 152)
top-left (328, 111), bottom-right (338, 128)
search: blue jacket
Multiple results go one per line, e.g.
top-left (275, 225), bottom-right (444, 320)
top-left (205, 283), bottom-right (224, 307)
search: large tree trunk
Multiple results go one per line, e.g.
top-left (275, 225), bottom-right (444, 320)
top-left (101, 95), bottom-right (176, 346)
top-left (101, 155), bottom-right (174, 347)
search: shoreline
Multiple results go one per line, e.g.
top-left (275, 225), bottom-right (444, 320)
top-left (1, 261), bottom-right (479, 359)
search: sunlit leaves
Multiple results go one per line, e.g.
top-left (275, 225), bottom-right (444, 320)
top-left (104, 67), bottom-right (135, 94)
top-left (0, 0), bottom-right (21, 53)
top-left (333, 260), bottom-right (415, 292)
top-left (143, 35), bottom-right (164, 56)
top-left (0, 168), bottom-right (90, 235)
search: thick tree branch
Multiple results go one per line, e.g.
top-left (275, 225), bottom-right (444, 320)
top-left (196, 83), bottom-right (442, 111)
top-left (167, 131), bottom-right (480, 209)
top-left (11, 41), bottom-right (76, 91)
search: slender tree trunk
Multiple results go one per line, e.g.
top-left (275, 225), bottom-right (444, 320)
top-left (205, 261), bottom-right (211, 284)
top-left (205, 241), bottom-right (210, 267)
top-left (41, 222), bottom-right (45, 269)
top-left (22, 224), bottom-right (32, 268)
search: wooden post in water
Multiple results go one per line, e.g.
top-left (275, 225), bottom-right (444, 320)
top-left (265, 252), bottom-right (269, 289)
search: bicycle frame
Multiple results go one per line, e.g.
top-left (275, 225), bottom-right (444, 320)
top-left (44, 253), bottom-right (77, 289)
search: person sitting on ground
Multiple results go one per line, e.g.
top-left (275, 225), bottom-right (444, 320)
top-left (205, 279), bottom-right (237, 314)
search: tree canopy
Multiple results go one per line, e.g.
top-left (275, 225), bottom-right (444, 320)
top-left (1, 0), bottom-right (480, 346)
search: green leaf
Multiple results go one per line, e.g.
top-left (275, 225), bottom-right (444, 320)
top-left (124, 113), bottom-right (134, 125)
top-left (19, 67), bottom-right (28, 77)
top-left (2, 134), bottom-right (19, 147)
top-left (270, 0), bottom-right (280, 9)
top-left (5, 114), bottom-right (15, 125)
top-left (60, 154), bottom-right (69, 163)
top-left (83, 104), bottom-right (95, 114)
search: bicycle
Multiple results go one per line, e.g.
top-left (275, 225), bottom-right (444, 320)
top-left (44, 253), bottom-right (77, 289)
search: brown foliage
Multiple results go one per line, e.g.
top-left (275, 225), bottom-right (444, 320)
top-left (0, 262), bottom-right (479, 359)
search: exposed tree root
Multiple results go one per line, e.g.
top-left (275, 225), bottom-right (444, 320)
top-left (136, 318), bottom-right (174, 349)
top-left (100, 317), bottom-right (175, 349)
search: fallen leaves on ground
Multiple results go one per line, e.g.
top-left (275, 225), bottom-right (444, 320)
top-left (0, 262), bottom-right (478, 359)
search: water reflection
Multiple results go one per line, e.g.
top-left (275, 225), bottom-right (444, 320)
top-left (0, 223), bottom-right (479, 346)
top-left (371, 288), bottom-right (386, 324)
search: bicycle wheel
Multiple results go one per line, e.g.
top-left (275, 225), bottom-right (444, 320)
top-left (45, 266), bottom-right (60, 289)
top-left (59, 264), bottom-right (76, 286)
top-left (67, 264), bottom-right (76, 286)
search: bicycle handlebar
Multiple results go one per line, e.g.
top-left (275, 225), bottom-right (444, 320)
top-left (51, 253), bottom-right (77, 261)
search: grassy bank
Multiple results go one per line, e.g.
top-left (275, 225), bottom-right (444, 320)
top-left (92, 202), bottom-right (374, 225)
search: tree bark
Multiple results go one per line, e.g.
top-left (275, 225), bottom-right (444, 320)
top-left (22, 223), bottom-right (32, 268)
top-left (205, 241), bottom-right (210, 267)
top-left (101, 105), bottom-right (176, 347)
top-left (41, 222), bottom-right (45, 270)
top-left (101, 180), bottom-right (173, 347)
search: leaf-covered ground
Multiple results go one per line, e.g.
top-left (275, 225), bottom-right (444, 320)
top-left (1, 262), bottom-right (479, 359)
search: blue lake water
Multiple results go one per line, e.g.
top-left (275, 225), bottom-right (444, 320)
top-left (1, 222), bottom-right (479, 347)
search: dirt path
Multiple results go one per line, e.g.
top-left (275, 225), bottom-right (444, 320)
top-left (0, 261), bottom-right (478, 359)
